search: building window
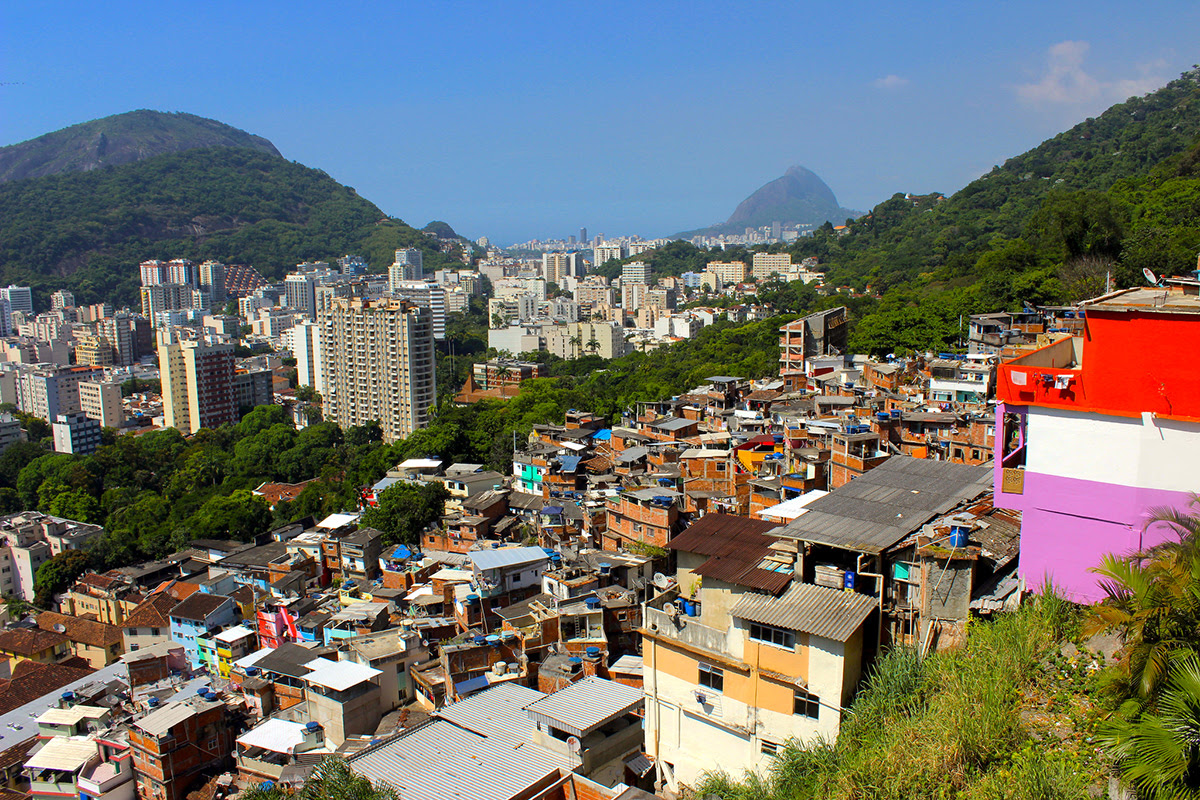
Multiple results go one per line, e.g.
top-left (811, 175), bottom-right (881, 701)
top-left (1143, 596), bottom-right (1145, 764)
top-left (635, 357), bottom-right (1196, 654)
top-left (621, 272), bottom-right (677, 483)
top-left (698, 663), bottom-right (723, 692)
top-left (749, 622), bottom-right (795, 649)
top-left (972, 449), bottom-right (981, 461)
top-left (151, 628), bottom-right (159, 637)
top-left (794, 689), bottom-right (820, 719)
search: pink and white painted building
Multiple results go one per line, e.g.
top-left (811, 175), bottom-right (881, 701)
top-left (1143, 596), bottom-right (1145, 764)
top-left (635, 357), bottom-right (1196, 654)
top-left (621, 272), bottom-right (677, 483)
top-left (994, 282), bottom-right (1200, 602)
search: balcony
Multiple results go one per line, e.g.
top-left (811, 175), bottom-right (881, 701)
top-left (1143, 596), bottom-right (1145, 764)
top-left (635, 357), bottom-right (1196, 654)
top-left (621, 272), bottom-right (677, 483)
top-left (643, 604), bottom-right (733, 659)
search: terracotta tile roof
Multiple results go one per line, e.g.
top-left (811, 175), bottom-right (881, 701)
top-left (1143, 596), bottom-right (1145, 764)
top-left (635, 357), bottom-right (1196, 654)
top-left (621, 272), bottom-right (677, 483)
top-left (37, 612), bottom-right (122, 650)
top-left (122, 594), bottom-right (177, 629)
top-left (169, 593), bottom-right (231, 622)
top-left (0, 628), bottom-right (68, 657)
top-left (0, 661), bottom-right (93, 714)
top-left (0, 736), bottom-right (36, 772)
top-left (74, 572), bottom-right (120, 591)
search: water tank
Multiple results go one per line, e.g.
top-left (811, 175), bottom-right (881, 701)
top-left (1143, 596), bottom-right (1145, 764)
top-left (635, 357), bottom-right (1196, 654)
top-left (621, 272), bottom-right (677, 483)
top-left (246, 667), bottom-right (260, 677)
top-left (196, 687), bottom-right (209, 696)
top-left (568, 657), bottom-right (583, 673)
top-left (486, 635), bottom-right (501, 646)
top-left (598, 563), bottom-right (612, 576)
top-left (585, 597), bottom-right (601, 610)
top-left (949, 526), bottom-right (969, 548)
top-left (148, 696), bottom-right (160, 707)
top-left (473, 635), bottom-right (486, 645)
top-left (493, 661), bottom-right (508, 676)
top-left (585, 646), bottom-right (601, 659)
top-left (305, 721), bottom-right (321, 732)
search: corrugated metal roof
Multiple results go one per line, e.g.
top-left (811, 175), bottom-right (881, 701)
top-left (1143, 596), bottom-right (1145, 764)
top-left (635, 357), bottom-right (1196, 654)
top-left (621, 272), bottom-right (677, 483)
top-left (730, 582), bottom-right (877, 643)
top-left (523, 677), bottom-right (643, 737)
top-left (668, 513), bottom-right (791, 594)
top-left (467, 546), bottom-right (549, 572)
top-left (348, 718), bottom-right (567, 800)
top-left (436, 682), bottom-right (545, 741)
top-left (301, 658), bottom-right (381, 691)
top-left (770, 457), bottom-right (992, 554)
top-left (133, 700), bottom-right (205, 736)
top-left (24, 736), bottom-right (96, 771)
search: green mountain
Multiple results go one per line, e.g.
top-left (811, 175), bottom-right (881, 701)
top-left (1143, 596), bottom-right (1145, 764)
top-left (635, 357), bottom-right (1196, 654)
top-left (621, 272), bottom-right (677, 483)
top-left (0, 110), bottom-right (281, 183)
top-left (777, 67), bottom-right (1200, 356)
top-left (676, 165), bottom-right (861, 238)
top-left (0, 114), bottom-right (471, 307)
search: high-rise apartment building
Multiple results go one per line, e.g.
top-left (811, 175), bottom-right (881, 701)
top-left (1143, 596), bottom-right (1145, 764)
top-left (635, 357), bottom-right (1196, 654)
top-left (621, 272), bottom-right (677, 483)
top-left (50, 290), bottom-right (75, 310)
top-left (158, 340), bottom-right (237, 434)
top-left (52, 412), bottom-right (102, 455)
top-left (388, 249), bottom-right (424, 286)
top-left (75, 334), bottom-right (114, 367)
top-left (199, 260), bottom-right (227, 303)
top-left (751, 252), bottom-right (791, 281)
top-left (338, 254), bottom-right (368, 276)
top-left (78, 381), bottom-right (124, 428)
top-left (140, 260), bottom-right (167, 286)
top-left (323, 298), bottom-right (436, 443)
top-left (99, 313), bottom-right (139, 366)
top-left (141, 283), bottom-right (198, 324)
top-left (13, 365), bottom-right (103, 422)
top-left (292, 321), bottom-right (326, 394)
top-left (621, 261), bottom-right (651, 284)
top-left (706, 261), bottom-right (748, 285)
top-left (166, 259), bottom-right (197, 287)
top-left (594, 244), bottom-right (626, 267)
top-left (285, 272), bottom-right (317, 320)
top-left (390, 280), bottom-right (447, 340)
top-left (0, 286), bottom-right (33, 337)
top-left (580, 227), bottom-right (587, 245)
top-left (542, 253), bottom-right (569, 285)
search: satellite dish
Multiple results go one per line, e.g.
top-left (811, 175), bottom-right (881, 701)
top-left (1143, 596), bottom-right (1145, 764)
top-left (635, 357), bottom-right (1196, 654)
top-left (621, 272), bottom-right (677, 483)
top-left (52, 624), bottom-right (66, 633)
top-left (566, 735), bottom-right (582, 754)
top-left (652, 573), bottom-right (670, 590)
top-left (663, 602), bottom-right (678, 618)
top-left (1144, 268), bottom-right (1159, 286)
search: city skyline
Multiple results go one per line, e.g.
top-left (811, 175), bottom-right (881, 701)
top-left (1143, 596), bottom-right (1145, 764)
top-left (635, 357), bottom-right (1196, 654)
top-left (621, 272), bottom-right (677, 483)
top-left (2, 2), bottom-right (1198, 244)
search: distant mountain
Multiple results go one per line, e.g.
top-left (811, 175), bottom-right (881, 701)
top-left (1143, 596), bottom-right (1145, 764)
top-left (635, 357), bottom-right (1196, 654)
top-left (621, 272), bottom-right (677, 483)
top-left (0, 110), bottom-right (282, 184)
top-left (0, 113), bottom-right (472, 307)
top-left (675, 165), bottom-right (861, 238)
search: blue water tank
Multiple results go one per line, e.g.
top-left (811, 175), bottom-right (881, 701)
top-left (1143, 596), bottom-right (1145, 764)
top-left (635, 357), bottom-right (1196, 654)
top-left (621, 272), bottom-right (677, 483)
top-left (585, 597), bottom-right (601, 610)
top-left (306, 721), bottom-right (321, 732)
top-left (473, 635), bottom-right (486, 645)
top-left (585, 646), bottom-right (601, 658)
top-left (197, 687), bottom-right (209, 696)
top-left (949, 526), bottom-right (969, 548)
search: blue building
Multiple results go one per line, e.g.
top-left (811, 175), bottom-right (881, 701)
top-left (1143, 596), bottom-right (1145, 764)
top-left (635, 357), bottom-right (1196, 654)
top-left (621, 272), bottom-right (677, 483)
top-left (169, 593), bottom-right (237, 668)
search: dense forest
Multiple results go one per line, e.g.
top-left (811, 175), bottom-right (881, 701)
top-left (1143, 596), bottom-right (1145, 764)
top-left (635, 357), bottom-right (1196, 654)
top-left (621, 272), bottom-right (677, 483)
top-left (0, 147), bottom-right (470, 308)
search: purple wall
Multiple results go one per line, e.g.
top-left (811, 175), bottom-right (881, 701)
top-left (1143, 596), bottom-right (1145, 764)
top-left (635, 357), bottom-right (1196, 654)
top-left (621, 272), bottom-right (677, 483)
top-left (1007, 470), bottom-right (1191, 603)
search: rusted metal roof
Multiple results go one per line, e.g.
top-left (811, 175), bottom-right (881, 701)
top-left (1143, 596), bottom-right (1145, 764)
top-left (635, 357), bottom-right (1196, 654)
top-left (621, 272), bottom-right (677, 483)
top-left (730, 582), bottom-right (876, 642)
top-left (669, 513), bottom-right (791, 594)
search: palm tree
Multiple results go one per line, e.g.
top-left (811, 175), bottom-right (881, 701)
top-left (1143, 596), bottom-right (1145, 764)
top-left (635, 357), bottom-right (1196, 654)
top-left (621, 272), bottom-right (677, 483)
top-left (1087, 495), bottom-right (1200, 701)
top-left (569, 333), bottom-right (583, 359)
top-left (1099, 656), bottom-right (1200, 799)
top-left (586, 336), bottom-right (600, 355)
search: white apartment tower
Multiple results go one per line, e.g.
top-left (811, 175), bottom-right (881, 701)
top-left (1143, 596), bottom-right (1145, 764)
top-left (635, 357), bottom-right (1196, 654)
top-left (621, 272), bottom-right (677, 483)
top-left (622, 261), bottom-right (651, 284)
top-left (285, 272), bottom-right (317, 320)
top-left (324, 298), bottom-right (437, 443)
top-left (293, 321), bottom-right (326, 395)
top-left (388, 249), bottom-right (424, 286)
top-left (199, 260), bottom-right (227, 303)
top-left (390, 280), bottom-right (447, 340)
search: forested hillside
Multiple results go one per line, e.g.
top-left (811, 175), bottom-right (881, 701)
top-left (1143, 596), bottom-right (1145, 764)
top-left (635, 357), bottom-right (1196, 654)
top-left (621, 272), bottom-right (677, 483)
top-left (0, 145), bottom-right (468, 308)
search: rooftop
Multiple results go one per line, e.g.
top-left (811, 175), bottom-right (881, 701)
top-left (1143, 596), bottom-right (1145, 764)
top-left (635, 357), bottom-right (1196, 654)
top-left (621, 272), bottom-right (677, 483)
top-left (523, 676), bottom-right (643, 738)
top-left (668, 513), bottom-right (790, 594)
top-left (301, 657), bottom-right (381, 691)
top-left (730, 581), bottom-right (877, 643)
top-left (770, 456), bottom-right (992, 554)
top-left (24, 735), bottom-right (96, 772)
top-left (466, 546), bottom-right (548, 572)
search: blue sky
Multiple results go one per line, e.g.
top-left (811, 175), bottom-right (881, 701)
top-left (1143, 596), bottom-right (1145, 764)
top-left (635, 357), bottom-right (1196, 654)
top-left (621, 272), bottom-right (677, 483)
top-left (3, 2), bottom-right (1198, 245)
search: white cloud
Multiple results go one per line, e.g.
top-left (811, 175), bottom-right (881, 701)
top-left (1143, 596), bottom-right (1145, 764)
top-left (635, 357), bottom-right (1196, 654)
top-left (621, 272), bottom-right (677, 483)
top-left (873, 74), bottom-right (909, 90)
top-left (1017, 41), bottom-right (1167, 106)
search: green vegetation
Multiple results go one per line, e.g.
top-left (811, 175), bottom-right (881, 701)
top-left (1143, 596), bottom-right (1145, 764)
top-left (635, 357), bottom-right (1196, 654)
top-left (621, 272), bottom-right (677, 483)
top-left (697, 593), bottom-right (1100, 799)
top-left (360, 482), bottom-right (448, 545)
top-left (1088, 497), bottom-right (1200, 799)
top-left (242, 757), bottom-right (397, 800)
top-left (0, 147), bottom-right (466, 308)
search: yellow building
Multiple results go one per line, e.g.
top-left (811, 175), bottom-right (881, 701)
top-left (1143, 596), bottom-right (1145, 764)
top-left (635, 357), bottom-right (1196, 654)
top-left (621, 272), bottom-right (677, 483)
top-left (213, 625), bottom-right (257, 678)
top-left (642, 514), bottom-right (876, 791)
top-left (705, 260), bottom-right (747, 285)
top-left (0, 627), bottom-right (71, 667)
